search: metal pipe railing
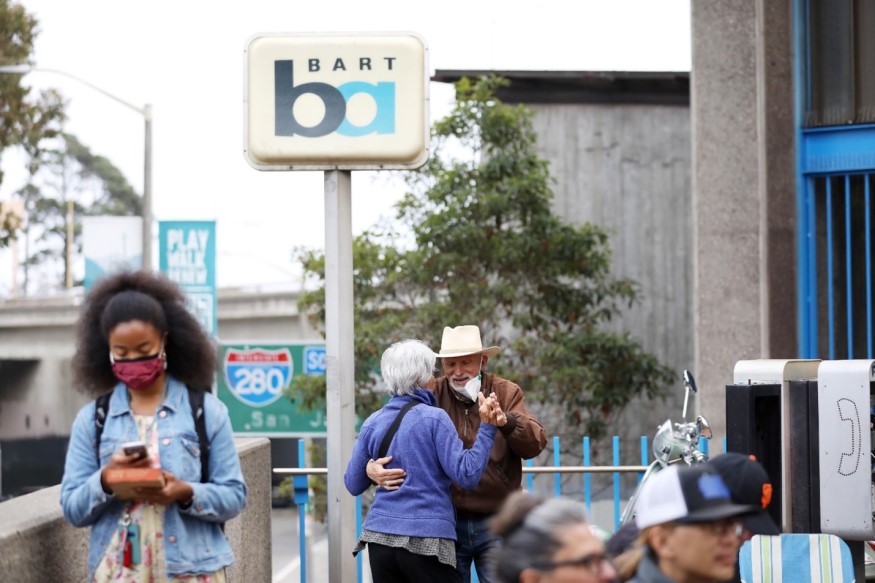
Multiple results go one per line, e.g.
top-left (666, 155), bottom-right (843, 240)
top-left (270, 431), bottom-right (723, 583)
top-left (272, 464), bottom-right (648, 476)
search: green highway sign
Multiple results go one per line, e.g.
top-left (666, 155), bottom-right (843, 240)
top-left (217, 341), bottom-right (327, 436)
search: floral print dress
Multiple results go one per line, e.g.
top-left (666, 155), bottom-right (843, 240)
top-left (93, 415), bottom-right (225, 583)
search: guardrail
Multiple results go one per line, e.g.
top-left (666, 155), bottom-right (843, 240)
top-left (273, 434), bottom-right (723, 583)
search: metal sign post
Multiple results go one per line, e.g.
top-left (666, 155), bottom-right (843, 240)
top-left (244, 33), bottom-right (429, 582)
top-left (324, 170), bottom-right (356, 581)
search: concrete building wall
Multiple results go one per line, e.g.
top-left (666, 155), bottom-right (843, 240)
top-left (529, 102), bottom-right (693, 449)
top-left (691, 0), bottom-right (797, 435)
top-left (533, 103), bottom-right (692, 374)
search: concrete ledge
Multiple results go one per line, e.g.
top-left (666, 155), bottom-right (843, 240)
top-left (0, 437), bottom-right (271, 583)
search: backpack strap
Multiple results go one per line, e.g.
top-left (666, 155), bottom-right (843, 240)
top-left (94, 392), bottom-right (112, 469)
top-left (93, 386), bottom-right (211, 484)
top-left (377, 400), bottom-right (421, 459)
top-left (185, 386), bottom-right (223, 531)
top-left (186, 386), bottom-right (210, 484)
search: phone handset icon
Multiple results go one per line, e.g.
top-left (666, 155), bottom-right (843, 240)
top-left (837, 398), bottom-right (862, 476)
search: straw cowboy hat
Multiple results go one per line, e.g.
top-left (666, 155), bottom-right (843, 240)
top-left (437, 325), bottom-right (501, 358)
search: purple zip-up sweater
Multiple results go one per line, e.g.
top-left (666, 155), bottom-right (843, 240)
top-left (344, 388), bottom-right (497, 540)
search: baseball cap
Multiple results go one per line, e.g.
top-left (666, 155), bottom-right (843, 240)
top-left (634, 465), bottom-right (758, 530)
top-left (708, 452), bottom-right (780, 535)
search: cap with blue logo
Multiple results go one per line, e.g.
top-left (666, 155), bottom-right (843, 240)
top-left (634, 464), bottom-right (758, 530)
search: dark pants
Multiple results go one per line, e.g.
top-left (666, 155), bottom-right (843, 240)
top-left (455, 515), bottom-right (497, 583)
top-left (368, 543), bottom-right (463, 583)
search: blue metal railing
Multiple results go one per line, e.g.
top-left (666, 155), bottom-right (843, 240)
top-left (797, 152), bottom-right (875, 359)
top-left (275, 433), bottom-right (726, 583)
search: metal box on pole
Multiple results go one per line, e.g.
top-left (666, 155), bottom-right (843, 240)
top-left (817, 360), bottom-right (875, 540)
top-left (730, 359), bottom-right (820, 532)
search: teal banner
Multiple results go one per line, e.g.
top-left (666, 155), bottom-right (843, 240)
top-left (217, 342), bottom-right (328, 436)
top-left (158, 220), bottom-right (217, 336)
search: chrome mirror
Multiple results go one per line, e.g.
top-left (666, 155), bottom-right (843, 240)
top-left (696, 416), bottom-right (712, 439)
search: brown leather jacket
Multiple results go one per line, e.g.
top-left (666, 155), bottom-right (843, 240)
top-left (431, 373), bottom-right (547, 514)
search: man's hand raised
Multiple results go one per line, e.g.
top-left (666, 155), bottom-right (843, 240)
top-left (365, 456), bottom-right (407, 491)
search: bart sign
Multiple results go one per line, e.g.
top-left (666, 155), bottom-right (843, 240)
top-left (244, 32), bottom-right (429, 170)
top-left (217, 342), bottom-right (328, 436)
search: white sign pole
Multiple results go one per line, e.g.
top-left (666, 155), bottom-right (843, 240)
top-left (324, 170), bottom-right (356, 582)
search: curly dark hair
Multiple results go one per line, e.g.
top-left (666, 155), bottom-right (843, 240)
top-left (72, 270), bottom-right (217, 395)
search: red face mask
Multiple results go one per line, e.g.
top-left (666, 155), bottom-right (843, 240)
top-left (110, 352), bottom-right (166, 390)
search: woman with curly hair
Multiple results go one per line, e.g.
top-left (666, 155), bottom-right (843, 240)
top-left (60, 270), bottom-right (247, 582)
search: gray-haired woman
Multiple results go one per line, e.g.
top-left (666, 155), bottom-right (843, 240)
top-left (344, 339), bottom-right (505, 582)
top-left (489, 491), bottom-right (619, 583)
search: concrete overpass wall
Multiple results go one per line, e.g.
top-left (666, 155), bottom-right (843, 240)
top-left (0, 288), bottom-right (320, 495)
top-left (0, 437), bottom-right (272, 583)
top-left (0, 288), bottom-right (320, 440)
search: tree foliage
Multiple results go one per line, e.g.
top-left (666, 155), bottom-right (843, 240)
top-left (17, 133), bottom-right (141, 289)
top-left (0, 0), bottom-right (65, 247)
top-left (294, 76), bottom-right (673, 443)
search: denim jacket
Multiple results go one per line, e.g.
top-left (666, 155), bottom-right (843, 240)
top-left (60, 376), bottom-right (247, 580)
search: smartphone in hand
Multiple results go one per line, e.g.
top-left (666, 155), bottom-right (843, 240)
top-left (122, 441), bottom-right (149, 461)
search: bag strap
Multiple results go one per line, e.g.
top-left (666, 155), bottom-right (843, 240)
top-left (377, 400), bottom-right (421, 459)
top-left (186, 386), bottom-right (210, 484)
top-left (185, 385), bottom-right (223, 531)
top-left (94, 392), bottom-right (112, 469)
top-left (94, 385), bottom-right (210, 484)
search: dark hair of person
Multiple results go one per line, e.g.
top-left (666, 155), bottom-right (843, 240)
top-left (72, 270), bottom-right (217, 395)
top-left (489, 491), bottom-right (590, 583)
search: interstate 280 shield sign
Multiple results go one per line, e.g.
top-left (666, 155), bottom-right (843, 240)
top-left (224, 347), bottom-right (293, 407)
top-left (217, 342), bottom-right (328, 436)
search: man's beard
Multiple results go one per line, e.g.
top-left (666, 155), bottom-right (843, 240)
top-left (450, 378), bottom-right (469, 391)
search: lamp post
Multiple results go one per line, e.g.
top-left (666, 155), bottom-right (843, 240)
top-left (0, 65), bottom-right (153, 271)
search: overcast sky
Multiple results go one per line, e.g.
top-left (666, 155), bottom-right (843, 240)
top-left (0, 0), bottom-right (691, 291)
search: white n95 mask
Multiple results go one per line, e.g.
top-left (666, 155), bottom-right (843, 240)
top-left (460, 374), bottom-right (481, 402)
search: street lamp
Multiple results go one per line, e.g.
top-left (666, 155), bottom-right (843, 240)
top-left (0, 65), bottom-right (153, 271)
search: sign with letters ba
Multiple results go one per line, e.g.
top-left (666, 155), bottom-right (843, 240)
top-left (244, 32), bottom-right (429, 170)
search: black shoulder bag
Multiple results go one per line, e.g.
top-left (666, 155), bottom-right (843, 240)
top-left (377, 400), bottom-right (421, 459)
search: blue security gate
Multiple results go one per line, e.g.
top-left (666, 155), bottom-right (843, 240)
top-left (798, 126), bottom-right (875, 359)
top-left (794, 0), bottom-right (875, 358)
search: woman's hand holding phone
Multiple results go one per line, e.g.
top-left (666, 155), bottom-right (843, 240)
top-left (122, 441), bottom-right (149, 461)
top-left (99, 441), bottom-right (153, 494)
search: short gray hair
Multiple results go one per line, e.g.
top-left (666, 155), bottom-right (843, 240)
top-left (489, 492), bottom-right (591, 583)
top-left (380, 339), bottom-right (436, 396)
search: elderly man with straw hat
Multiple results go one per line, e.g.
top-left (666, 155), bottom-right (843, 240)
top-left (368, 325), bottom-right (547, 583)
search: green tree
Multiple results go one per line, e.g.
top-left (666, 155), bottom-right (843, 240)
top-left (0, 0), bottom-right (65, 247)
top-left (18, 132), bottom-right (140, 290)
top-left (294, 75), bottom-right (673, 447)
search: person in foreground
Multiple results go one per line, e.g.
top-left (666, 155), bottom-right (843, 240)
top-left (489, 491), bottom-right (619, 583)
top-left (60, 271), bottom-right (247, 582)
top-left (345, 339), bottom-right (506, 583)
top-left (706, 452), bottom-right (779, 540)
top-left (622, 464), bottom-right (757, 583)
top-left (368, 325), bottom-right (548, 582)
top-left (706, 452), bottom-right (780, 583)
